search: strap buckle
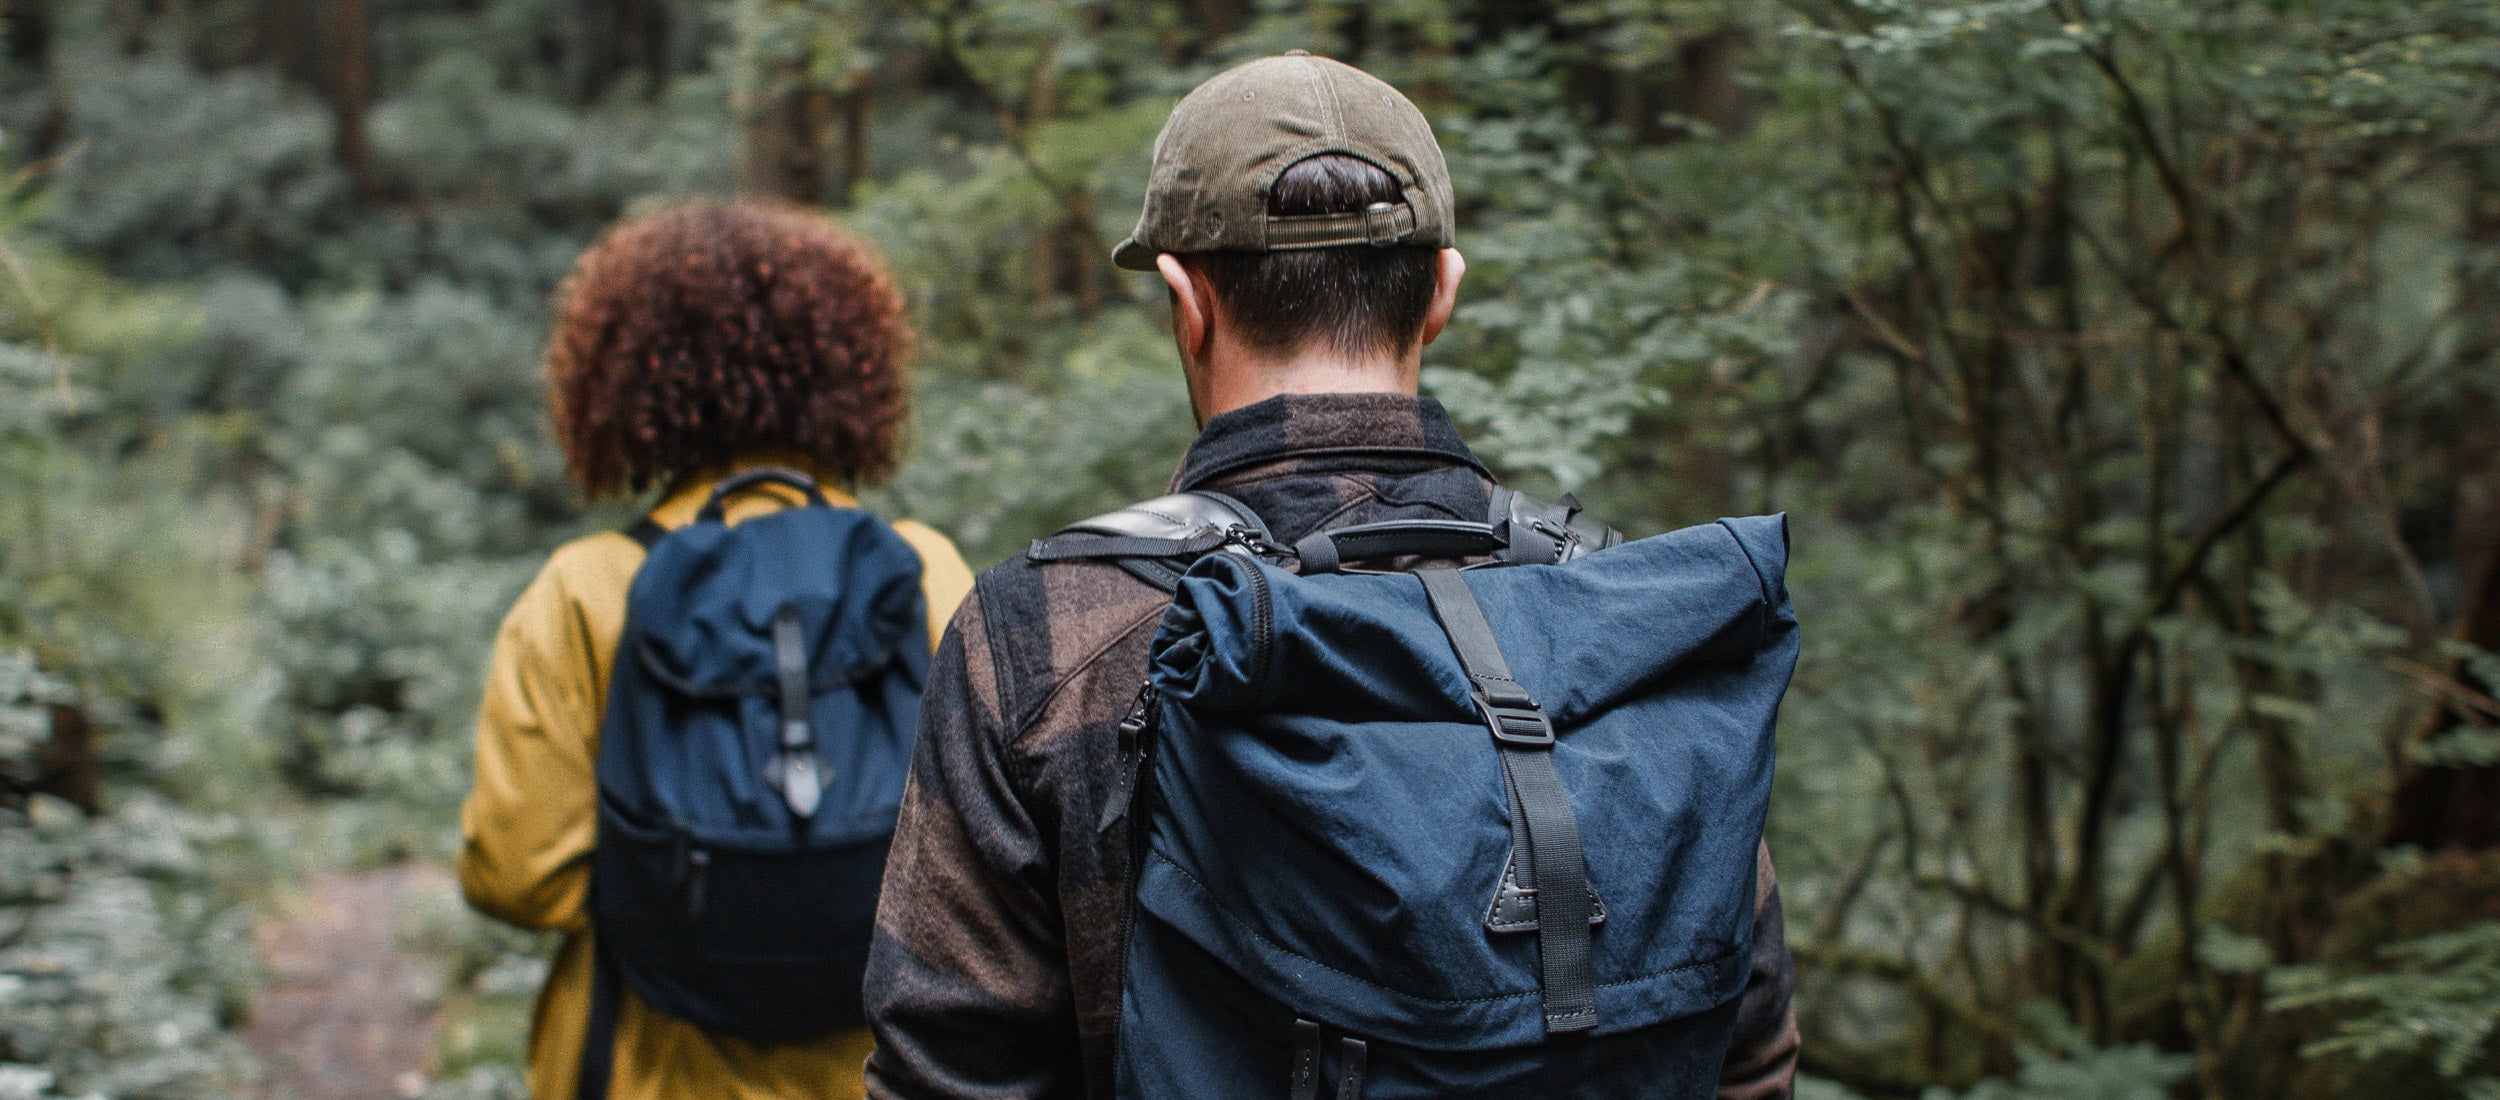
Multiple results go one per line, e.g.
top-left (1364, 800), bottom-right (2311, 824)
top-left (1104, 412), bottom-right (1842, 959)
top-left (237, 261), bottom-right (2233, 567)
top-left (1362, 201), bottom-right (1412, 246)
top-left (1526, 517), bottom-right (1580, 560)
top-left (1474, 692), bottom-right (1555, 748)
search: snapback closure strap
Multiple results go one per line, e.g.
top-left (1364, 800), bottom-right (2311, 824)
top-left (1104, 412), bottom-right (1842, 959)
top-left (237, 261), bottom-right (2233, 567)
top-left (1267, 201), bottom-right (1417, 249)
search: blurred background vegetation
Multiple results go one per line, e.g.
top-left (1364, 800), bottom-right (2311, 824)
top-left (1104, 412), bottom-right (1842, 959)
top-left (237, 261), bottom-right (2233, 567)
top-left (0, 0), bottom-right (2494, 1096)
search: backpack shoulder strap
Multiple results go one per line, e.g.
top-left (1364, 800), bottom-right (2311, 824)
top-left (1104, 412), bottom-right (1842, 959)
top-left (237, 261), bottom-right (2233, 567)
top-left (574, 936), bottom-right (624, 1100)
top-left (1030, 490), bottom-right (1270, 557)
top-left (624, 517), bottom-right (666, 551)
top-left (622, 466), bottom-right (858, 554)
top-left (1025, 491), bottom-right (1277, 591)
top-left (1026, 486), bottom-right (1625, 585)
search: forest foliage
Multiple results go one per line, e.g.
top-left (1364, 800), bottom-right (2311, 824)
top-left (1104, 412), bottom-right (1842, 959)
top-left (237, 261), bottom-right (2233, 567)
top-left (0, 0), bottom-right (2496, 1096)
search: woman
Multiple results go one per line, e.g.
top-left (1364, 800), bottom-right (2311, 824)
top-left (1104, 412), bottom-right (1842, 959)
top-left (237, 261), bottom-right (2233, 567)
top-left (460, 200), bottom-right (972, 1099)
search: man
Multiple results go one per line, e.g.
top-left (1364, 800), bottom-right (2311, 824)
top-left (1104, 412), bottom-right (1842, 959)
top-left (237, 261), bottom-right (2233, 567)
top-left (863, 52), bottom-right (1798, 1098)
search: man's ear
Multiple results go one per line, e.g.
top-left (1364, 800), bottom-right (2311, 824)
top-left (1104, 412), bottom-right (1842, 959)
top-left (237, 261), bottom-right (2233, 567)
top-left (1156, 253), bottom-right (1213, 363)
top-left (1417, 247), bottom-right (1466, 349)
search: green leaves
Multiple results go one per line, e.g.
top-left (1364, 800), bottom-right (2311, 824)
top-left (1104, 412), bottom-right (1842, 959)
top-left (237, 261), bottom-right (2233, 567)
top-left (2270, 922), bottom-right (2500, 1085)
top-left (1933, 1041), bottom-right (2195, 1100)
top-left (2195, 927), bottom-right (2273, 976)
top-left (0, 654), bottom-right (264, 1099)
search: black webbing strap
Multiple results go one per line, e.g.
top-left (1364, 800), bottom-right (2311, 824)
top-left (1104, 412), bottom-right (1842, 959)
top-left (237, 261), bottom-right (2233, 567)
top-left (771, 605), bottom-right (823, 820)
top-left (1285, 1019), bottom-right (1372, 1098)
top-left (1336, 1036), bottom-right (1370, 1097)
top-left (585, 522), bottom-right (654, 1100)
top-left (1289, 1018), bottom-right (1325, 1100)
top-left (1414, 568), bottom-right (1601, 1035)
top-left (624, 517), bottom-right (665, 551)
top-left (1026, 530), bottom-right (1231, 562)
top-left (575, 936), bottom-right (622, 1100)
top-left (696, 466), bottom-right (829, 523)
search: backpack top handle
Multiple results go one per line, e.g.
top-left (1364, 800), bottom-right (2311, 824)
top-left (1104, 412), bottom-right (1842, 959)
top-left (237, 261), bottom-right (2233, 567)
top-left (695, 466), bottom-right (833, 523)
top-left (1291, 519), bottom-right (1510, 575)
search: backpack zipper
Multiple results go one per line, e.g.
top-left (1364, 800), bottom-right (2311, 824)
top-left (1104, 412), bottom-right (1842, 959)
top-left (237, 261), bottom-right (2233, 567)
top-left (1240, 555), bottom-right (1275, 696)
top-left (1113, 544), bottom-right (1269, 1074)
top-left (1107, 680), bottom-right (1162, 1075)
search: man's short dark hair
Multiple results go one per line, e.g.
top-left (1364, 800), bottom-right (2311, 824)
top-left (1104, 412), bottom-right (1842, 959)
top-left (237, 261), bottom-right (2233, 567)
top-left (1190, 155), bottom-right (1440, 359)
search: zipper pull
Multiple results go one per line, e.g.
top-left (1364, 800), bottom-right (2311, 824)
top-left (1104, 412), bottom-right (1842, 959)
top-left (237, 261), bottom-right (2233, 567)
top-left (1122, 681), bottom-right (1157, 725)
top-left (1222, 524), bottom-right (1277, 558)
top-left (1099, 683), bottom-right (1160, 833)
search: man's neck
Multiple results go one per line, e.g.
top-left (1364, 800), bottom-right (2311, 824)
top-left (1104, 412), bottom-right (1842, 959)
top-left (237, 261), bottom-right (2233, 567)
top-left (1192, 344), bottom-right (1419, 424)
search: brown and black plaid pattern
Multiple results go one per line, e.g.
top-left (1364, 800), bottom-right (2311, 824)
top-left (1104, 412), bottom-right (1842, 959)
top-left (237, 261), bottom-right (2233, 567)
top-left (863, 393), bottom-right (1798, 1099)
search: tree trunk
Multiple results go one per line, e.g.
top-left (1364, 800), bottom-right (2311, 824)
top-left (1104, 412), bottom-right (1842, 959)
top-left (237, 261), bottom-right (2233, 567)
top-left (247, 0), bottom-right (375, 198)
top-left (324, 0), bottom-right (377, 200)
top-left (118, 0), bottom-right (179, 54)
top-left (740, 74), bottom-right (829, 204)
top-left (833, 80), bottom-right (869, 202)
top-left (4, 0), bottom-right (50, 70)
top-left (573, 0), bottom-right (673, 103)
top-left (2, 703), bottom-right (99, 815)
top-left (3, 0), bottom-right (67, 156)
top-left (1672, 29), bottom-right (1755, 140)
top-left (250, 0), bottom-right (321, 87)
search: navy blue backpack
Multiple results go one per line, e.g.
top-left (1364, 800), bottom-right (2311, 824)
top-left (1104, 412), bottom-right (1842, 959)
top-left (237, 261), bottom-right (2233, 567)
top-left (577, 468), bottom-right (927, 1097)
top-left (1034, 491), bottom-right (1795, 1098)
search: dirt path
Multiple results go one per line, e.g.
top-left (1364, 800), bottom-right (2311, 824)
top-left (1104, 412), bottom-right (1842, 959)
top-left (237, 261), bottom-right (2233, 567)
top-left (243, 863), bottom-right (454, 1100)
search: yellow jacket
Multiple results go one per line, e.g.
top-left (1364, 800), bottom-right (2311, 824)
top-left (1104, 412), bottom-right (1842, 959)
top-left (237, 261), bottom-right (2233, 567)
top-left (460, 472), bottom-right (974, 1100)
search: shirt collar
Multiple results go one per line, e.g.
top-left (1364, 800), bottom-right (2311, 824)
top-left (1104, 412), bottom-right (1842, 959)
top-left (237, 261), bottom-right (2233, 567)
top-left (1172, 392), bottom-right (1491, 492)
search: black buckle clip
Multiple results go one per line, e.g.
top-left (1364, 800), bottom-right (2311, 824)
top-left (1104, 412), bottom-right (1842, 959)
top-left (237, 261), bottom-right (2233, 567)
top-left (1474, 692), bottom-right (1555, 748)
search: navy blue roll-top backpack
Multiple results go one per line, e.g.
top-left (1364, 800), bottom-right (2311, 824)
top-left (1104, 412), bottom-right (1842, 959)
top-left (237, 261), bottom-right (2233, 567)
top-left (576, 467), bottom-right (927, 1098)
top-left (1032, 491), bottom-right (1795, 1098)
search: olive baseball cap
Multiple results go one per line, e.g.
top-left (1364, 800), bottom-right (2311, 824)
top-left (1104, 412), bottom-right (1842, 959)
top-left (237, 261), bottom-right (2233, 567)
top-left (1111, 51), bottom-right (1455, 272)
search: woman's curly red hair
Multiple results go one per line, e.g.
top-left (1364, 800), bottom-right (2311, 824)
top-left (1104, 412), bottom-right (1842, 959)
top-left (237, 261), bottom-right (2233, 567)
top-left (545, 200), bottom-right (912, 498)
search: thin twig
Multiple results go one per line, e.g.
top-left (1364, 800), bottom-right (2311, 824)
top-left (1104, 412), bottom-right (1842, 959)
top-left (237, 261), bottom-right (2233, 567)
top-left (2385, 657), bottom-right (2500, 723)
